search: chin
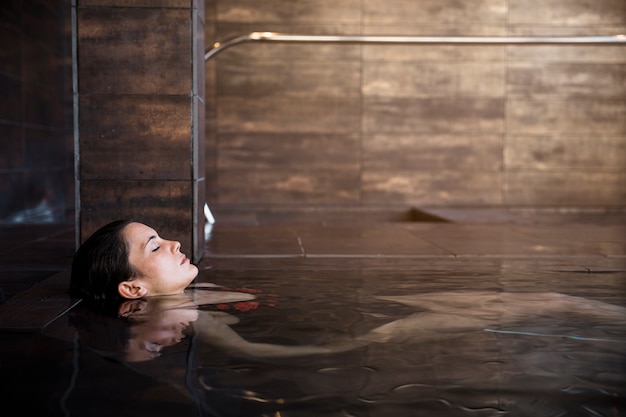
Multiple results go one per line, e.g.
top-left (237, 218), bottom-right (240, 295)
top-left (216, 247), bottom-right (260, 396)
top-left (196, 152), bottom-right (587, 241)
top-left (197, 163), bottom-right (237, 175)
top-left (187, 270), bottom-right (199, 284)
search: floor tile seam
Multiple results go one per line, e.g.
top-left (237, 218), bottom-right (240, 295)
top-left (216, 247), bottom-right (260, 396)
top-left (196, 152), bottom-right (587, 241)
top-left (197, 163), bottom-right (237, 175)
top-left (0, 298), bottom-right (82, 332)
top-left (406, 235), bottom-right (457, 256)
top-left (2, 227), bottom-right (74, 250)
top-left (196, 266), bottom-right (626, 273)
top-left (452, 254), bottom-right (609, 259)
top-left (302, 254), bottom-right (458, 259)
top-left (0, 265), bottom-right (69, 271)
top-left (403, 231), bottom-right (577, 253)
top-left (204, 254), bottom-right (458, 259)
top-left (204, 254), bottom-right (305, 259)
top-left (203, 253), bottom-right (608, 259)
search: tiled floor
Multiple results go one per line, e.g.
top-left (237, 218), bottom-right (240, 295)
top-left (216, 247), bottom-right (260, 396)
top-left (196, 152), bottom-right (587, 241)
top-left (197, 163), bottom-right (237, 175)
top-left (204, 207), bottom-right (626, 262)
top-left (1, 208), bottom-right (625, 416)
top-left (1, 208), bottom-right (625, 325)
top-left (0, 222), bottom-right (75, 305)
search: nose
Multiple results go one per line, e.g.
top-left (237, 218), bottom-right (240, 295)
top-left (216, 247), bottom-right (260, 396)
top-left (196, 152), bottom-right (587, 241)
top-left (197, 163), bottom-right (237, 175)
top-left (170, 240), bottom-right (181, 253)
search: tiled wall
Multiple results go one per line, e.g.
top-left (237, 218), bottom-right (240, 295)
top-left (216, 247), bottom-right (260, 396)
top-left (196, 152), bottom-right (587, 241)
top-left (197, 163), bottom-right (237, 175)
top-left (75, 0), bottom-right (206, 259)
top-left (0, 0), bottom-right (73, 223)
top-left (205, 0), bottom-right (626, 209)
top-left (2, 0), bottom-right (624, 230)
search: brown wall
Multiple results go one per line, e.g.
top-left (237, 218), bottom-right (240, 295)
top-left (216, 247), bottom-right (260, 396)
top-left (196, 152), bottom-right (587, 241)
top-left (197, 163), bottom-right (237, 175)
top-left (205, 0), bottom-right (626, 210)
top-left (75, 0), bottom-right (206, 259)
top-left (1, 0), bottom-right (624, 230)
top-left (0, 0), bottom-right (73, 223)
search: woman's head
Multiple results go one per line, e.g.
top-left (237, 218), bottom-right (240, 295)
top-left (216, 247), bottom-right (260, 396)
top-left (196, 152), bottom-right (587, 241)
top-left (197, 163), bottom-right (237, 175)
top-left (118, 222), bottom-right (198, 298)
top-left (70, 219), bottom-right (135, 305)
top-left (70, 220), bottom-right (199, 304)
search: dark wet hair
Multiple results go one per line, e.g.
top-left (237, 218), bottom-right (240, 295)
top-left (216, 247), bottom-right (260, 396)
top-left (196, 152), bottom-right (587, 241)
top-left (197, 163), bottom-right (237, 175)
top-left (70, 219), bottom-right (136, 306)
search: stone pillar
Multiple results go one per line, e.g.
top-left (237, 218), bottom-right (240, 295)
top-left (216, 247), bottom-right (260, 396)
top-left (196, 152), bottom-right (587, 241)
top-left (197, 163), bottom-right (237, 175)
top-left (72, 0), bottom-right (205, 261)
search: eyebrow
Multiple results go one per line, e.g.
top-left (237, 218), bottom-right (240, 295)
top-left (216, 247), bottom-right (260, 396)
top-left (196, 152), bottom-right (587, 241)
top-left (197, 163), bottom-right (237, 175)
top-left (145, 235), bottom-right (157, 249)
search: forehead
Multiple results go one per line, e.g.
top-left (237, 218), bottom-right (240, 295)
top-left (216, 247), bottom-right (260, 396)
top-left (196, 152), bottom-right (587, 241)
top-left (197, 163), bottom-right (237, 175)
top-left (122, 222), bottom-right (158, 247)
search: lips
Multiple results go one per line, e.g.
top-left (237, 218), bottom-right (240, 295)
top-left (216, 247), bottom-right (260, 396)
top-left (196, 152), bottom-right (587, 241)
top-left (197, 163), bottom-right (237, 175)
top-left (180, 255), bottom-right (189, 265)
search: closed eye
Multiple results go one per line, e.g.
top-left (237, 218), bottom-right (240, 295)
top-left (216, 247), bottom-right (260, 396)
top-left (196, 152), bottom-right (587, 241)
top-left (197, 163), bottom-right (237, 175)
top-left (145, 341), bottom-right (162, 353)
top-left (152, 246), bottom-right (160, 252)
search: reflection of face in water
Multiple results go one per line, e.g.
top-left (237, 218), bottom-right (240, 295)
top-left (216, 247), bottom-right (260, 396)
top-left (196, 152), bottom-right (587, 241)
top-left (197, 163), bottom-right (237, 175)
top-left (119, 298), bottom-right (200, 362)
top-left (116, 288), bottom-right (257, 362)
top-left (68, 288), bottom-right (255, 364)
top-left (66, 288), bottom-right (626, 417)
top-left (72, 289), bottom-right (626, 367)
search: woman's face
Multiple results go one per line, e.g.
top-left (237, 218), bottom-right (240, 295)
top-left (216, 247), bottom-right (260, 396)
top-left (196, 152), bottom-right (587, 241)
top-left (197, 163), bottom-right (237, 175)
top-left (124, 307), bottom-right (199, 362)
top-left (123, 222), bottom-right (199, 296)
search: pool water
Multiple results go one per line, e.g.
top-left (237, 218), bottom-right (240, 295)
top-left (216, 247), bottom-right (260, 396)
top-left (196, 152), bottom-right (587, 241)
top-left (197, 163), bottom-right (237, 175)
top-left (45, 266), bottom-right (626, 417)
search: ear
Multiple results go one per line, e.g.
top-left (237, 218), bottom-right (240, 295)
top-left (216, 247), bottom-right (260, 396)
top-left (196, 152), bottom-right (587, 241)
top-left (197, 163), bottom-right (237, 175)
top-left (118, 299), bottom-right (148, 318)
top-left (118, 279), bottom-right (149, 299)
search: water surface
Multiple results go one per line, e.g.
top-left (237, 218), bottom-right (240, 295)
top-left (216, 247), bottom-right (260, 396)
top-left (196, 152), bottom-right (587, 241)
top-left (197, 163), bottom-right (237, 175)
top-left (51, 267), bottom-right (626, 417)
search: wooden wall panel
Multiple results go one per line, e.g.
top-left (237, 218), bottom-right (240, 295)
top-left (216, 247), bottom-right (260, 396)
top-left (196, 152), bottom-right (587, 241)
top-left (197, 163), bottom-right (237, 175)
top-left (0, 125), bottom-right (24, 170)
top-left (506, 100), bottom-right (626, 135)
top-left (80, 180), bottom-right (194, 252)
top-left (219, 133), bottom-right (360, 170)
top-left (207, 0), bottom-right (626, 210)
top-left (77, 7), bottom-right (191, 95)
top-left (363, 62), bottom-right (505, 97)
top-left (505, 173), bottom-right (626, 205)
top-left (218, 97), bottom-right (360, 134)
top-left (509, 0), bottom-right (626, 25)
top-left (76, 1), bottom-right (205, 259)
top-left (0, 0), bottom-right (73, 223)
top-left (363, 98), bottom-right (504, 134)
top-left (216, 0), bottom-right (361, 24)
top-left (363, 44), bottom-right (506, 62)
top-left (218, 171), bottom-right (360, 204)
top-left (364, 134), bottom-right (502, 171)
top-left (505, 135), bottom-right (626, 172)
top-left (79, 95), bottom-right (192, 180)
top-left (363, 0), bottom-right (507, 25)
top-left (218, 60), bottom-right (361, 98)
top-left (78, 0), bottom-right (189, 6)
top-left (362, 172), bottom-right (502, 205)
top-left (508, 63), bottom-right (626, 98)
top-left (0, 77), bottom-right (22, 122)
top-left (0, 21), bottom-right (21, 76)
top-left (508, 44), bottom-right (626, 63)
top-left (502, 12), bottom-right (626, 208)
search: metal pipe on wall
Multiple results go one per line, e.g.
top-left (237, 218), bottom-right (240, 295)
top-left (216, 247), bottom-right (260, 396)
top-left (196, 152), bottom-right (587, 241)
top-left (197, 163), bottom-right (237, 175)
top-left (205, 32), bottom-right (626, 61)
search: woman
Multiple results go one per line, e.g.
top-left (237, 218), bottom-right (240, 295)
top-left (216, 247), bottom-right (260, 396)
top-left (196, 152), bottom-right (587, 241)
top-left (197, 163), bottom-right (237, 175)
top-left (70, 220), bottom-right (201, 308)
top-left (69, 218), bottom-right (361, 363)
top-left (72, 220), bottom-right (626, 348)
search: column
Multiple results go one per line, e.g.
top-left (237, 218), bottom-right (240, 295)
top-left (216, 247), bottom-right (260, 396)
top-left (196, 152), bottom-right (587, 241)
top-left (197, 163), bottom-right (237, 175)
top-left (72, 0), bottom-right (205, 260)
